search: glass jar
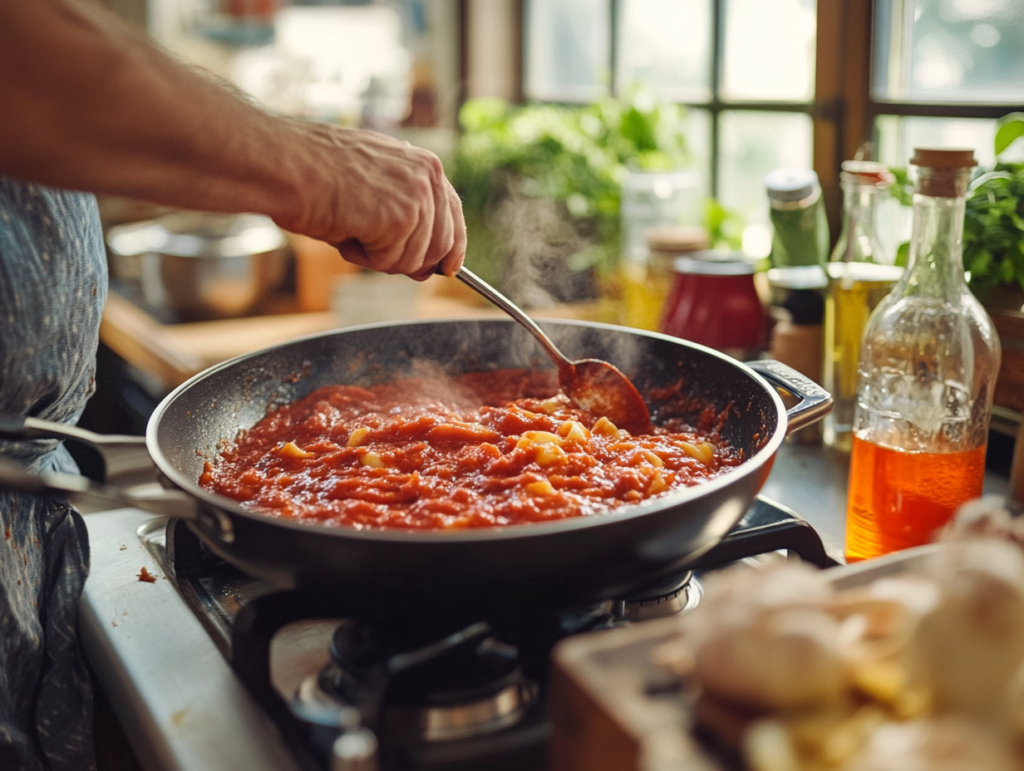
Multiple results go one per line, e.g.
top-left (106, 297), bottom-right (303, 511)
top-left (823, 161), bottom-right (902, 451)
top-left (660, 252), bottom-right (764, 360)
top-left (845, 148), bottom-right (1001, 562)
top-left (622, 226), bottom-right (709, 331)
top-left (619, 170), bottom-right (701, 330)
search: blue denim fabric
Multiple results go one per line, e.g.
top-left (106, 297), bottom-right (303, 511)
top-left (0, 177), bottom-right (106, 770)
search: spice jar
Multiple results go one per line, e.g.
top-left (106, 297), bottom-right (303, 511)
top-left (660, 251), bottom-right (764, 361)
top-left (621, 225), bottom-right (709, 331)
top-left (767, 266), bottom-right (828, 444)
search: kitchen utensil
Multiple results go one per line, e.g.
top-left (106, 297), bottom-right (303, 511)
top-left (0, 319), bottom-right (831, 618)
top-left (449, 266), bottom-right (652, 434)
top-left (106, 212), bottom-right (288, 320)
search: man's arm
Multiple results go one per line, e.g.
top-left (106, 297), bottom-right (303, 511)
top-left (0, 0), bottom-right (464, 276)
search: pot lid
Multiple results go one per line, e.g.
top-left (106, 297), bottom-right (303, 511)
top-left (107, 212), bottom-right (285, 258)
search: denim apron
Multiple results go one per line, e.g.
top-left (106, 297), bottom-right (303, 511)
top-left (0, 177), bottom-right (106, 770)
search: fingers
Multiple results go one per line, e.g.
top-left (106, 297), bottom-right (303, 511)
top-left (317, 129), bottom-right (463, 278)
top-left (439, 182), bottom-right (466, 277)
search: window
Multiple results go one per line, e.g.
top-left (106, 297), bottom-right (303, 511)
top-left (523, 0), bottom-right (1024, 246)
top-left (872, 0), bottom-right (1024, 169)
top-left (524, 0), bottom-right (817, 250)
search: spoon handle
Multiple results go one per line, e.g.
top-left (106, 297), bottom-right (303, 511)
top-left (450, 266), bottom-right (574, 371)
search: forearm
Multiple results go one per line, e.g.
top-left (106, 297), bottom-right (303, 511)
top-left (0, 0), bottom-right (306, 227)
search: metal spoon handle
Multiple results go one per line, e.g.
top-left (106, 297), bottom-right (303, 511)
top-left (451, 266), bottom-right (574, 371)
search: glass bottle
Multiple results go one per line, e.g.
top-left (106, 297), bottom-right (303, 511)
top-left (764, 168), bottom-right (830, 271)
top-left (845, 149), bottom-right (1000, 562)
top-left (823, 161), bottom-right (902, 451)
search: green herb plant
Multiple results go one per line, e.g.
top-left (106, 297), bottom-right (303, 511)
top-left (449, 93), bottom-right (739, 295)
top-left (962, 113), bottom-right (1024, 296)
top-left (892, 114), bottom-right (1024, 297)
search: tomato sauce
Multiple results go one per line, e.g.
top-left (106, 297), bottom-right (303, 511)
top-left (199, 369), bottom-right (741, 530)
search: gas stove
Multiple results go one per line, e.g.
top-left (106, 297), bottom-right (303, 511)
top-left (80, 497), bottom-right (837, 771)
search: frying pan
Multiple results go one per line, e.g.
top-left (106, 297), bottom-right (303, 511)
top-left (0, 319), bottom-right (830, 617)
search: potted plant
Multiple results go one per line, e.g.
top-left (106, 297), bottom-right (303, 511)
top-left (449, 93), bottom-right (730, 309)
top-left (963, 114), bottom-right (1024, 416)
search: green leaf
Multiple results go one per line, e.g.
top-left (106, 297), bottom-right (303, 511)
top-left (995, 113), bottom-right (1024, 156)
top-left (967, 249), bottom-right (993, 277)
top-left (894, 241), bottom-right (910, 268)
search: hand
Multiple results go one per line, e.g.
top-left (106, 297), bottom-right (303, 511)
top-left (278, 122), bottom-right (466, 279)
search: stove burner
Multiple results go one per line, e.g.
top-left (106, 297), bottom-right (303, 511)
top-left (620, 571), bottom-right (703, 621)
top-left (323, 621), bottom-right (539, 744)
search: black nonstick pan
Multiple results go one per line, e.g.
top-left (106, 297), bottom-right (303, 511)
top-left (0, 319), bottom-right (830, 617)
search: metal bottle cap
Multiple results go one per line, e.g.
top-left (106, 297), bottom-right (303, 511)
top-left (764, 168), bottom-right (820, 203)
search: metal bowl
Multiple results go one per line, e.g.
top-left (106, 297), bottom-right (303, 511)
top-left (106, 212), bottom-right (288, 320)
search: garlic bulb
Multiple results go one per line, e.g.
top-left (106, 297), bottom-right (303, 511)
top-left (687, 564), bottom-right (843, 710)
top-left (917, 540), bottom-right (1024, 723)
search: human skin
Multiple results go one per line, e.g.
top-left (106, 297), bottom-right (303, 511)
top-left (0, 0), bottom-right (466, 278)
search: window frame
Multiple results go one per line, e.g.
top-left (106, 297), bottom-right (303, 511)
top-left (515, 0), bottom-right (1024, 238)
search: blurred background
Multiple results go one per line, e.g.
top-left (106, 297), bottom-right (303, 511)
top-left (87, 0), bottom-right (1024, 435)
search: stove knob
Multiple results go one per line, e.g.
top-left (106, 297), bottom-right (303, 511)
top-left (332, 727), bottom-right (379, 771)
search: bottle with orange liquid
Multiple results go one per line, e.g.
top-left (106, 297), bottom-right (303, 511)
top-left (845, 148), bottom-right (1001, 562)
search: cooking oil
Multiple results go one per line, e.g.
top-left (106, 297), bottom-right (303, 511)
top-left (823, 262), bottom-right (901, 450)
top-left (621, 259), bottom-right (672, 331)
top-left (823, 161), bottom-right (897, 451)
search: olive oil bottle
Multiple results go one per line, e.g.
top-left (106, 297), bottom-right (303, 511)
top-left (823, 162), bottom-right (901, 451)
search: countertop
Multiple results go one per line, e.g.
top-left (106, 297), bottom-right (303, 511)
top-left (759, 440), bottom-right (1012, 560)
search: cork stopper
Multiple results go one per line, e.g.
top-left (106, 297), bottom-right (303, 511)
top-left (909, 148), bottom-right (977, 168)
top-left (909, 148), bottom-right (976, 197)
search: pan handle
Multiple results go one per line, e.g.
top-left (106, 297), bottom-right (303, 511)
top-left (0, 413), bottom-right (152, 480)
top-left (744, 360), bottom-right (833, 435)
top-left (0, 455), bottom-right (198, 521)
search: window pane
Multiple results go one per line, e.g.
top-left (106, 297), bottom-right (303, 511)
top-left (721, 0), bottom-right (816, 102)
top-left (524, 0), bottom-right (610, 102)
top-left (874, 0), bottom-right (1024, 103)
top-left (718, 111), bottom-right (814, 255)
top-left (683, 108), bottom-right (713, 203)
top-left (874, 115), bottom-right (1004, 168)
top-left (617, 0), bottom-right (712, 102)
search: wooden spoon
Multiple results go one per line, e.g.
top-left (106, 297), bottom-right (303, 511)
top-left (450, 266), bottom-right (652, 435)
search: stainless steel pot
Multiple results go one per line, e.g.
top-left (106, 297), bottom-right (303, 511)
top-left (106, 212), bottom-right (288, 320)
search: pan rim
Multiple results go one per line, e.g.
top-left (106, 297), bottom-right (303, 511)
top-left (147, 318), bottom-right (788, 543)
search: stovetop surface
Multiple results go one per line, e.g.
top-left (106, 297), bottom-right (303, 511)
top-left (81, 494), bottom-right (837, 771)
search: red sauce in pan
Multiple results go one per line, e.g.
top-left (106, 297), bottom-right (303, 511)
top-left (199, 369), bottom-right (741, 530)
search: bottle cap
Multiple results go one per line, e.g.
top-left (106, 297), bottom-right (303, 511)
top-left (909, 148), bottom-right (977, 168)
top-left (765, 168), bottom-right (820, 203)
top-left (766, 265), bottom-right (828, 290)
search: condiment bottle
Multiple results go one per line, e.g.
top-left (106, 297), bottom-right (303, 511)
top-left (845, 148), bottom-right (1001, 562)
top-left (622, 225), bottom-right (709, 331)
top-left (764, 168), bottom-right (830, 272)
top-left (823, 161), bottom-right (902, 451)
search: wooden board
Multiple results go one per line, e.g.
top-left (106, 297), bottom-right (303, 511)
top-left (550, 619), bottom-right (722, 771)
